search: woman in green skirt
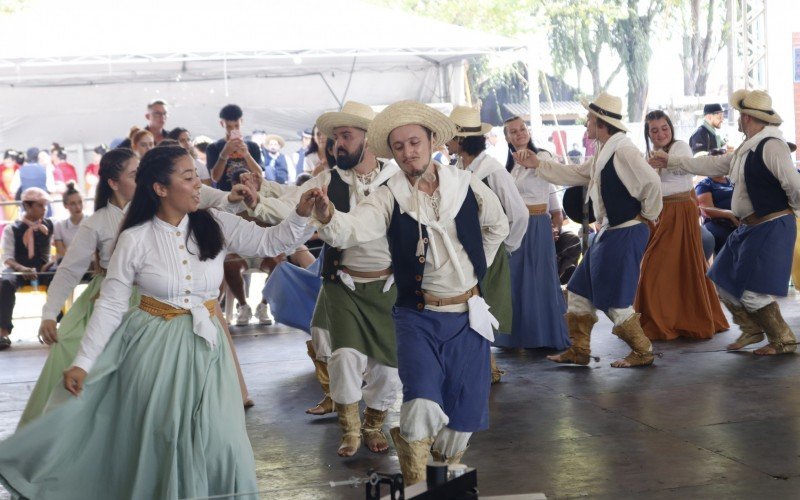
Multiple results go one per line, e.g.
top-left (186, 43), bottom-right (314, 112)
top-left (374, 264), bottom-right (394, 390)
top-left (0, 146), bottom-right (320, 499)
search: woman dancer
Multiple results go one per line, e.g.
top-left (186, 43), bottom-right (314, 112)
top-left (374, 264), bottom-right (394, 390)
top-left (0, 146), bottom-right (318, 499)
top-left (636, 110), bottom-right (728, 340)
top-left (494, 116), bottom-right (569, 350)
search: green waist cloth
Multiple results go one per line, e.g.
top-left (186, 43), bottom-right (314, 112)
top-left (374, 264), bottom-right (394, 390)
top-left (320, 279), bottom-right (398, 368)
top-left (480, 249), bottom-right (513, 334)
top-left (310, 286), bottom-right (328, 331)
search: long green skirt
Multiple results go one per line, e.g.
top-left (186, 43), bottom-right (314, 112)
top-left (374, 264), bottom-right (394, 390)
top-left (481, 249), bottom-right (513, 335)
top-left (17, 275), bottom-right (140, 429)
top-left (0, 308), bottom-right (258, 500)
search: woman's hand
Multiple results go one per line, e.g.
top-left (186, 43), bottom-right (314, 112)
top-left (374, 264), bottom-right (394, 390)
top-left (648, 150), bottom-right (668, 169)
top-left (240, 172), bottom-right (262, 194)
top-left (63, 366), bottom-right (87, 396)
top-left (39, 319), bottom-right (58, 345)
top-left (296, 187), bottom-right (325, 218)
top-left (512, 149), bottom-right (540, 168)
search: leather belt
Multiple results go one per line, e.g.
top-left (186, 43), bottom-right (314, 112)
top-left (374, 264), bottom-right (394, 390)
top-left (527, 203), bottom-right (548, 215)
top-left (662, 191), bottom-right (694, 203)
top-left (341, 266), bottom-right (393, 279)
top-left (423, 285), bottom-right (480, 307)
top-left (741, 208), bottom-right (793, 226)
top-left (139, 295), bottom-right (216, 320)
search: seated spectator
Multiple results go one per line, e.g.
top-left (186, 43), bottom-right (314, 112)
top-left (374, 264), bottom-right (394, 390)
top-left (695, 175), bottom-right (737, 256)
top-left (83, 145), bottom-right (107, 195)
top-left (127, 127), bottom-right (155, 158)
top-left (168, 127), bottom-right (212, 185)
top-left (51, 143), bottom-right (78, 186)
top-left (52, 183), bottom-right (84, 263)
top-left (0, 188), bottom-right (55, 350)
top-left (263, 134), bottom-right (289, 184)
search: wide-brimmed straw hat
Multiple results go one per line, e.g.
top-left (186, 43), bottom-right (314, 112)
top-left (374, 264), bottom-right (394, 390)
top-left (264, 134), bottom-right (285, 148)
top-left (316, 101), bottom-right (376, 137)
top-left (367, 100), bottom-right (456, 159)
top-left (729, 89), bottom-right (782, 125)
top-left (449, 106), bottom-right (493, 137)
top-left (582, 92), bottom-right (628, 133)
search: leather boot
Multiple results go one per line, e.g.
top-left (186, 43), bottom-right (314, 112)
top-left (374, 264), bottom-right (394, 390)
top-left (390, 427), bottom-right (434, 486)
top-left (751, 302), bottom-right (797, 355)
top-left (361, 407), bottom-right (389, 453)
top-left (721, 299), bottom-right (765, 350)
top-left (547, 313), bottom-right (597, 365)
top-left (431, 448), bottom-right (466, 464)
top-left (611, 313), bottom-right (654, 367)
top-left (335, 402), bottom-right (362, 457)
top-left (305, 340), bottom-right (334, 415)
top-left (490, 353), bottom-right (505, 384)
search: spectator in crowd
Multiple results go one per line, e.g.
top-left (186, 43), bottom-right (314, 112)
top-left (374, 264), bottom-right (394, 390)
top-left (51, 143), bottom-right (78, 186)
top-left (52, 183), bottom-right (84, 263)
top-left (1, 151), bottom-right (20, 223)
top-left (303, 125), bottom-right (327, 173)
top-left (192, 135), bottom-right (212, 164)
top-left (0, 187), bottom-right (55, 350)
top-left (291, 128), bottom-right (312, 179)
top-left (567, 143), bottom-right (583, 164)
top-left (168, 127), bottom-right (211, 186)
top-left (83, 145), bottom-right (107, 195)
top-left (10, 148), bottom-right (56, 203)
top-left (263, 134), bottom-right (289, 184)
top-left (582, 129), bottom-right (596, 158)
top-left (205, 104), bottom-right (263, 192)
top-left (690, 103), bottom-right (726, 155)
top-left (117, 99), bottom-right (171, 148)
top-left (128, 127), bottom-right (155, 158)
top-left (37, 149), bottom-right (66, 198)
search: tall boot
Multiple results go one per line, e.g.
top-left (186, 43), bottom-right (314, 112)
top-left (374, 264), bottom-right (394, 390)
top-left (721, 299), bottom-right (765, 350)
top-left (610, 313), bottom-right (654, 368)
top-left (751, 302), bottom-right (797, 355)
top-left (361, 407), bottom-right (389, 453)
top-left (490, 353), bottom-right (505, 384)
top-left (305, 340), bottom-right (334, 415)
top-left (335, 402), bottom-right (362, 457)
top-left (390, 427), bottom-right (434, 486)
top-left (547, 313), bottom-right (597, 365)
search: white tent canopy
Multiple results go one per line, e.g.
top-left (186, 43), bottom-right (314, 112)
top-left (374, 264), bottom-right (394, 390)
top-left (0, 0), bottom-right (524, 150)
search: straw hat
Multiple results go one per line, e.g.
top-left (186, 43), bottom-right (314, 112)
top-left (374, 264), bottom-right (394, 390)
top-left (316, 101), bottom-right (376, 137)
top-left (449, 106), bottom-right (492, 137)
top-left (582, 92), bottom-right (628, 133)
top-left (264, 134), bottom-right (285, 148)
top-left (367, 100), bottom-right (456, 159)
top-left (729, 89), bottom-right (782, 125)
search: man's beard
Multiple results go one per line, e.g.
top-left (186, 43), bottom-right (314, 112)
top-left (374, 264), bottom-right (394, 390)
top-left (336, 145), bottom-right (364, 170)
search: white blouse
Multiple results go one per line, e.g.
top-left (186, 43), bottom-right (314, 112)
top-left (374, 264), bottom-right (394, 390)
top-left (510, 150), bottom-right (559, 206)
top-left (656, 140), bottom-right (694, 196)
top-left (53, 216), bottom-right (82, 248)
top-left (71, 209), bottom-right (310, 372)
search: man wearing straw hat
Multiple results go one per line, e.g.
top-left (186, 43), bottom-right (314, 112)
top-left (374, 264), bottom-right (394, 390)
top-left (651, 89), bottom-right (800, 355)
top-left (310, 100), bottom-right (509, 484)
top-left (243, 101), bottom-right (403, 457)
top-left (514, 92), bottom-right (662, 368)
top-left (447, 105), bottom-right (528, 383)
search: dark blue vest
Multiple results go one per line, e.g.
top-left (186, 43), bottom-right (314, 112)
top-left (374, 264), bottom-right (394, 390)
top-left (321, 170), bottom-right (350, 283)
top-left (11, 219), bottom-right (53, 269)
top-left (600, 154), bottom-right (642, 226)
top-left (387, 187), bottom-right (486, 310)
top-left (744, 137), bottom-right (790, 217)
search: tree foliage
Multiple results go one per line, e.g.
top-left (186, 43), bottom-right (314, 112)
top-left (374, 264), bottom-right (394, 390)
top-left (677, 0), bottom-right (729, 95)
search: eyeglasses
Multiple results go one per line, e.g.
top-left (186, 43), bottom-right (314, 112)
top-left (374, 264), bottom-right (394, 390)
top-left (150, 111), bottom-right (168, 117)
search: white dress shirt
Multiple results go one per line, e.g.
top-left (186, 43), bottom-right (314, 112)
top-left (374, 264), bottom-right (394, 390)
top-left (53, 216), bottom-right (82, 249)
top-left (534, 133), bottom-right (663, 226)
top-left (464, 151), bottom-right (528, 252)
top-left (71, 209), bottom-right (310, 373)
top-left (666, 126), bottom-right (800, 218)
top-left (656, 140), bottom-right (694, 196)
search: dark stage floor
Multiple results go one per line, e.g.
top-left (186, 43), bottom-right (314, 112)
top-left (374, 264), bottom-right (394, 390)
top-left (3, 293), bottom-right (800, 499)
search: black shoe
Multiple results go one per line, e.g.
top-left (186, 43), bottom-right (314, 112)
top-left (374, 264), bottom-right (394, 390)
top-left (0, 336), bottom-right (11, 351)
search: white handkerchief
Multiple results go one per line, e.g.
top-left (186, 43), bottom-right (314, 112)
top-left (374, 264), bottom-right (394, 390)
top-left (337, 270), bottom-right (356, 291)
top-left (467, 295), bottom-right (498, 343)
top-left (191, 305), bottom-right (218, 349)
top-left (382, 274), bottom-right (395, 293)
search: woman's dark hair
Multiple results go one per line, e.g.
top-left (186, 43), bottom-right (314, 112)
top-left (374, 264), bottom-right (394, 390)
top-left (596, 118), bottom-right (625, 137)
top-left (120, 146), bottom-right (223, 261)
top-left (62, 181), bottom-right (81, 205)
top-left (95, 148), bottom-right (136, 211)
top-left (643, 109), bottom-right (676, 157)
top-left (167, 127), bottom-right (189, 141)
top-left (157, 138), bottom-right (180, 148)
top-left (307, 125), bottom-right (321, 155)
top-left (324, 137), bottom-right (336, 168)
top-left (503, 116), bottom-right (540, 172)
top-left (459, 135), bottom-right (487, 157)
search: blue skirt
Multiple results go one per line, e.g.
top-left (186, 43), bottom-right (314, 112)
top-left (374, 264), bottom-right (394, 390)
top-left (568, 223), bottom-right (650, 312)
top-left (392, 307), bottom-right (490, 433)
top-left (494, 214), bottom-right (569, 349)
top-left (261, 258), bottom-right (322, 333)
top-left (709, 214), bottom-right (795, 299)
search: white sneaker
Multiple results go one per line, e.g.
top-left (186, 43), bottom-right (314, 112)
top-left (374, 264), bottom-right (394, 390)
top-left (255, 302), bottom-right (274, 325)
top-left (236, 304), bottom-right (253, 326)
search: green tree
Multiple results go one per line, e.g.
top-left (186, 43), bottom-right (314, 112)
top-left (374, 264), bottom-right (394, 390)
top-left (677, 0), bottom-right (729, 95)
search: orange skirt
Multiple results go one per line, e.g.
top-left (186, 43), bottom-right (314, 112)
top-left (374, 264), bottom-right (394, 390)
top-left (635, 196), bottom-right (729, 340)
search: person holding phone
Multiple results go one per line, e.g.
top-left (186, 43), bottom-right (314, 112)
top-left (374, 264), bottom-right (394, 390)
top-left (206, 104), bottom-right (263, 192)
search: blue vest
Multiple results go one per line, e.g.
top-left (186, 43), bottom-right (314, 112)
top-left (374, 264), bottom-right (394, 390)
top-left (321, 170), bottom-right (351, 283)
top-left (744, 137), bottom-right (790, 216)
top-left (11, 219), bottom-right (53, 269)
top-left (387, 187), bottom-right (486, 310)
top-left (17, 163), bottom-right (47, 199)
top-left (600, 154), bottom-right (642, 226)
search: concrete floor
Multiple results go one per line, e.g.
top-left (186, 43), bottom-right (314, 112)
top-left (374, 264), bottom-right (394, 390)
top-left (2, 292), bottom-right (800, 499)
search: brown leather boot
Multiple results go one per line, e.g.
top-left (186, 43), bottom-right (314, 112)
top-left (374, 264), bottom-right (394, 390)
top-left (390, 427), bottom-right (434, 486)
top-left (431, 448), bottom-right (466, 464)
top-left (750, 302), bottom-right (797, 355)
top-left (335, 402), bottom-right (362, 457)
top-left (490, 353), bottom-right (505, 384)
top-left (721, 299), bottom-right (765, 350)
top-left (611, 313), bottom-right (654, 368)
top-left (361, 407), bottom-right (389, 453)
top-left (305, 340), bottom-right (334, 415)
top-left (547, 313), bottom-right (597, 365)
